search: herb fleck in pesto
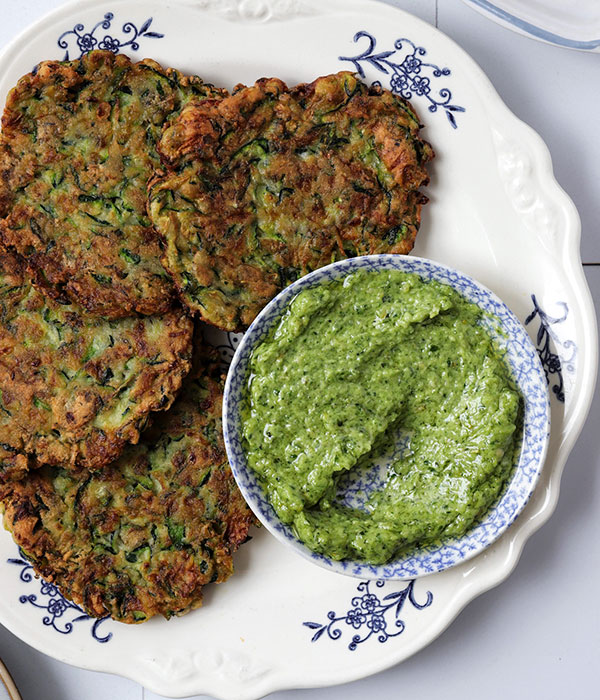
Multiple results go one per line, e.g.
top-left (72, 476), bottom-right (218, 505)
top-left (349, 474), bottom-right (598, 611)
top-left (242, 269), bottom-right (521, 564)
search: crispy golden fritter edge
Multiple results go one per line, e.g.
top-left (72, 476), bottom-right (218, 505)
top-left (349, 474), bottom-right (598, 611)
top-left (0, 250), bottom-right (193, 474)
top-left (1, 343), bottom-right (256, 623)
top-left (0, 50), bottom-right (226, 318)
top-left (149, 71), bottom-right (434, 331)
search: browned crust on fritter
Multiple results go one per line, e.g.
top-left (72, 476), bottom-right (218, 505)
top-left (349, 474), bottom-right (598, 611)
top-left (0, 51), bottom-right (225, 318)
top-left (1, 345), bottom-right (255, 623)
top-left (149, 71), bottom-right (434, 330)
top-left (0, 251), bottom-right (193, 474)
top-left (0, 445), bottom-right (29, 500)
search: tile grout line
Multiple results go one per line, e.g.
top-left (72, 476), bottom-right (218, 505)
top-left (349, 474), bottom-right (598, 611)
top-left (583, 262), bottom-right (600, 266)
top-left (435, 0), bottom-right (439, 27)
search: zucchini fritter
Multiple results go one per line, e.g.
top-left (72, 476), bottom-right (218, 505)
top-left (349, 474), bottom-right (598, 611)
top-left (0, 50), bottom-right (226, 318)
top-left (0, 252), bottom-right (193, 473)
top-left (149, 72), bottom-right (434, 330)
top-left (1, 347), bottom-right (255, 623)
top-left (0, 444), bottom-right (29, 488)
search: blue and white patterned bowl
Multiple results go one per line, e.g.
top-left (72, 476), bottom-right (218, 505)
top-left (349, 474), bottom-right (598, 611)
top-left (223, 255), bottom-right (550, 580)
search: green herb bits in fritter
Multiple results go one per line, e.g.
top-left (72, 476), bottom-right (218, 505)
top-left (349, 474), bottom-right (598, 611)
top-left (1, 346), bottom-right (255, 623)
top-left (149, 72), bottom-right (434, 330)
top-left (0, 252), bottom-right (193, 474)
top-left (0, 50), bottom-right (226, 318)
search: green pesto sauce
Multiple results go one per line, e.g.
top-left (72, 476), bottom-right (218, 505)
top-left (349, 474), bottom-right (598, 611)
top-left (242, 269), bottom-right (521, 564)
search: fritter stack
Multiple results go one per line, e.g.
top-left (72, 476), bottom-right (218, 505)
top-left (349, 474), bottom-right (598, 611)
top-left (2, 345), bottom-right (253, 623)
top-left (0, 49), bottom-right (433, 623)
top-left (0, 52), bottom-right (253, 623)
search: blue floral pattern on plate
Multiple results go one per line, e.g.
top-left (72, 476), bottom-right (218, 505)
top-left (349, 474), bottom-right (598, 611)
top-left (340, 31), bottom-right (465, 128)
top-left (525, 295), bottom-right (576, 403)
top-left (57, 12), bottom-right (163, 60)
top-left (8, 553), bottom-right (112, 643)
top-left (223, 255), bottom-right (551, 580)
top-left (303, 579), bottom-right (433, 650)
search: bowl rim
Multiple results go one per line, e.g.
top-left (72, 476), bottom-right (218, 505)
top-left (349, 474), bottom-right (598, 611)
top-left (223, 254), bottom-right (551, 580)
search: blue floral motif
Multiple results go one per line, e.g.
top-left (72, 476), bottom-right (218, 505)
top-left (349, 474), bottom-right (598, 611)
top-left (401, 54), bottom-right (422, 74)
top-left (412, 76), bottom-right (431, 96)
top-left (303, 580), bottom-right (433, 650)
top-left (98, 35), bottom-right (121, 53)
top-left (76, 33), bottom-right (97, 53)
top-left (339, 31), bottom-right (465, 128)
top-left (525, 295), bottom-right (576, 403)
top-left (8, 553), bottom-right (112, 643)
top-left (390, 72), bottom-right (409, 93)
top-left (346, 608), bottom-right (366, 629)
top-left (215, 332), bottom-right (244, 368)
top-left (360, 593), bottom-right (379, 612)
top-left (57, 13), bottom-right (164, 61)
top-left (200, 328), bottom-right (244, 369)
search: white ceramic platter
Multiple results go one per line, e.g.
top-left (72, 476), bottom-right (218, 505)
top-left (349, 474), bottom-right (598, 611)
top-left (0, 1), bottom-right (596, 698)
top-left (461, 0), bottom-right (600, 52)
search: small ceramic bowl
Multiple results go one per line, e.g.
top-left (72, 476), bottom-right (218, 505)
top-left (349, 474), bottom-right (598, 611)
top-left (223, 255), bottom-right (550, 579)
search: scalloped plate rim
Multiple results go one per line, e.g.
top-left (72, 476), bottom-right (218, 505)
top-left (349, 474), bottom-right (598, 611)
top-left (0, 0), bottom-right (595, 698)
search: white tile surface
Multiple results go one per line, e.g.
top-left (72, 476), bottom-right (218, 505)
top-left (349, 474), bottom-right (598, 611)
top-left (0, 1), bottom-right (599, 699)
top-left (437, 0), bottom-right (600, 263)
top-left (378, 0), bottom-right (436, 24)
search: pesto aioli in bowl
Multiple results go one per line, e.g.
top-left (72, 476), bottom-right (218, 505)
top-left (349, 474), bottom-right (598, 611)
top-left (241, 269), bottom-right (522, 565)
